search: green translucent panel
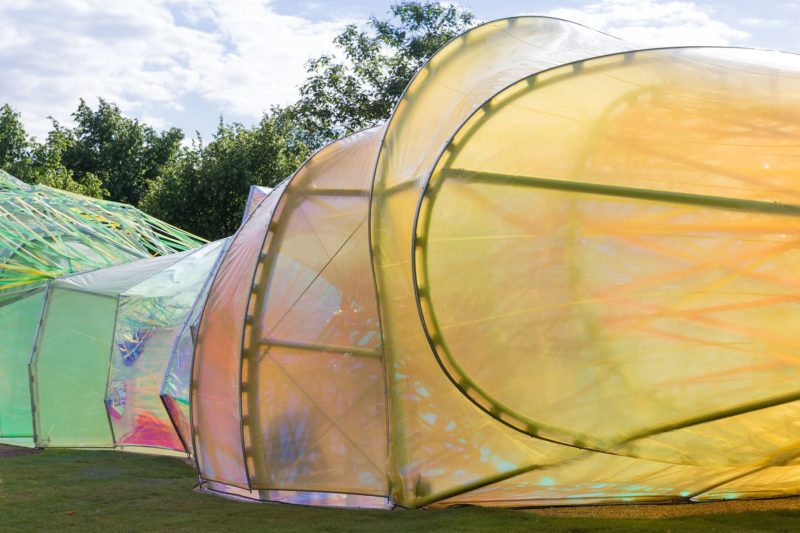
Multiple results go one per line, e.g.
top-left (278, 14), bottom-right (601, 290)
top-left (0, 169), bottom-right (205, 293)
top-left (0, 287), bottom-right (44, 439)
top-left (32, 286), bottom-right (117, 447)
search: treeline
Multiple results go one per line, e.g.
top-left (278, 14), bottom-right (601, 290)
top-left (0, 2), bottom-right (475, 239)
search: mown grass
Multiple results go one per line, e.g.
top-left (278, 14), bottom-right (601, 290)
top-left (1, 448), bottom-right (800, 532)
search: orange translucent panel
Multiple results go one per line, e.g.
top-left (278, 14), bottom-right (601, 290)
top-left (247, 346), bottom-right (385, 494)
top-left (243, 128), bottom-right (388, 496)
top-left (193, 184), bottom-right (287, 487)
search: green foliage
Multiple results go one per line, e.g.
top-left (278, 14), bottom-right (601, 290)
top-left (0, 104), bottom-right (30, 174)
top-left (0, 105), bottom-right (102, 197)
top-left (63, 99), bottom-right (184, 205)
top-left (141, 110), bottom-right (309, 240)
top-left (290, 1), bottom-right (476, 148)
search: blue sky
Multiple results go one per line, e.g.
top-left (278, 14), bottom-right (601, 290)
top-left (1, 0), bottom-right (798, 141)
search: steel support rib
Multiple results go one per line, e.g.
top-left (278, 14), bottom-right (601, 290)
top-left (444, 169), bottom-right (800, 217)
top-left (298, 188), bottom-right (371, 197)
top-left (258, 338), bottom-right (382, 359)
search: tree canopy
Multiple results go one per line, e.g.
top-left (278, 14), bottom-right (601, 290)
top-left (0, 1), bottom-right (477, 239)
top-left (290, 1), bottom-right (475, 147)
top-left (141, 112), bottom-right (310, 239)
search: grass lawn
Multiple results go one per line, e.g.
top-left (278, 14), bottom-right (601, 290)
top-left (2, 448), bottom-right (800, 532)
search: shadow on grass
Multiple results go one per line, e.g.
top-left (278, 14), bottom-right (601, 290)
top-left (2, 449), bottom-right (800, 532)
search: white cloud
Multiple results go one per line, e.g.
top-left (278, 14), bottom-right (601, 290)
top-left (0, 0), bottom-right (351, 139)
top-left (738, 17), bottom-right (783, 28)
top-left (548, 0), bottom-right (750, 47)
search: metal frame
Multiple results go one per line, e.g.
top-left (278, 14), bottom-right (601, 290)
top-left (26, 281), bottom-right (51, 446)
top-left (237, 132), bottom-right (385, 491)
top-left (363, 16), bottom-right (628, 506)
top-left (408, 45), bottom-right (800, 504)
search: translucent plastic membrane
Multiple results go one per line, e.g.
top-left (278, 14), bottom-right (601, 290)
top-left (417, 46), bottom-right (800, 500)
top-left (370, 17), bottom-right (632, 506)
top-left (107, 240), bottom-right (226, 452)
top-left (31, 285), bottom-right (118, 447)
top-left (193, 183), bottom-right (287, 487)
top-left (161, 318), bottom-right (197, 453)
top-left (160, 241), bottom-right (230, 455)
top-left (0, 286), bottom-right (44, 441)
top-left (29, 253), bottom-right (186, 447)
top-left (27, 245), bottom-right (219, 451)
top-left (243, 185), bottom-right (274, 224)
top-left (242, 127), bottom-right (387, 496)
top-left (202, 480), bottom-right (392, 509)
top-left (0, 170), bottom-right (205, 292)
top-left (0, 170), bottom-right (204, 445)
top-left (10, 15), bottom-right (800, 510)
top-left (437, 453), bottom-right (748, 507)
top-left (693, 464), bottom-right (800, 501)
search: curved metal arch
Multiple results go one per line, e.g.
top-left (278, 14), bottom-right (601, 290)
top-left (190, 179), bottom-right (287, 489)
top-left (192, 126), bottom-right (375, 489)
top-left (365, 16), bottom-right (633, 505)
top-left (410, 44), bottom-right (800, 462)
top-left (235, 126), bottom-right (383, 492)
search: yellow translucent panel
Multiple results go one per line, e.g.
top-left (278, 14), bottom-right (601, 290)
top-left (443, 51), bottom-right (800, 203)
top-left (693, 464), bottom-right (800, 501)
top-left (371, 17), bottom-right (633, 506)
top-left (193, 183), bottom-right (287, 487)
top-left (420, 47), bottom-right (800, 472)
top-left (438, 452), bottom-right (748, 507)
top-left (244, 127), bottom-right (387, 496)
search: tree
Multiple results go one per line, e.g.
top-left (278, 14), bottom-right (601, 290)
top-left (291, 1), bottom-right (476, 148)
top-left (62, 99), bottom-right (183, 205)
top-left (141, 109), bottom-right (309, 239)
top-left (0, 104), bottom-right (103, 197)
top-left (31, 122), bottom-right (106, 197)
top-left (0, 104), bottom-right (32, 177)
